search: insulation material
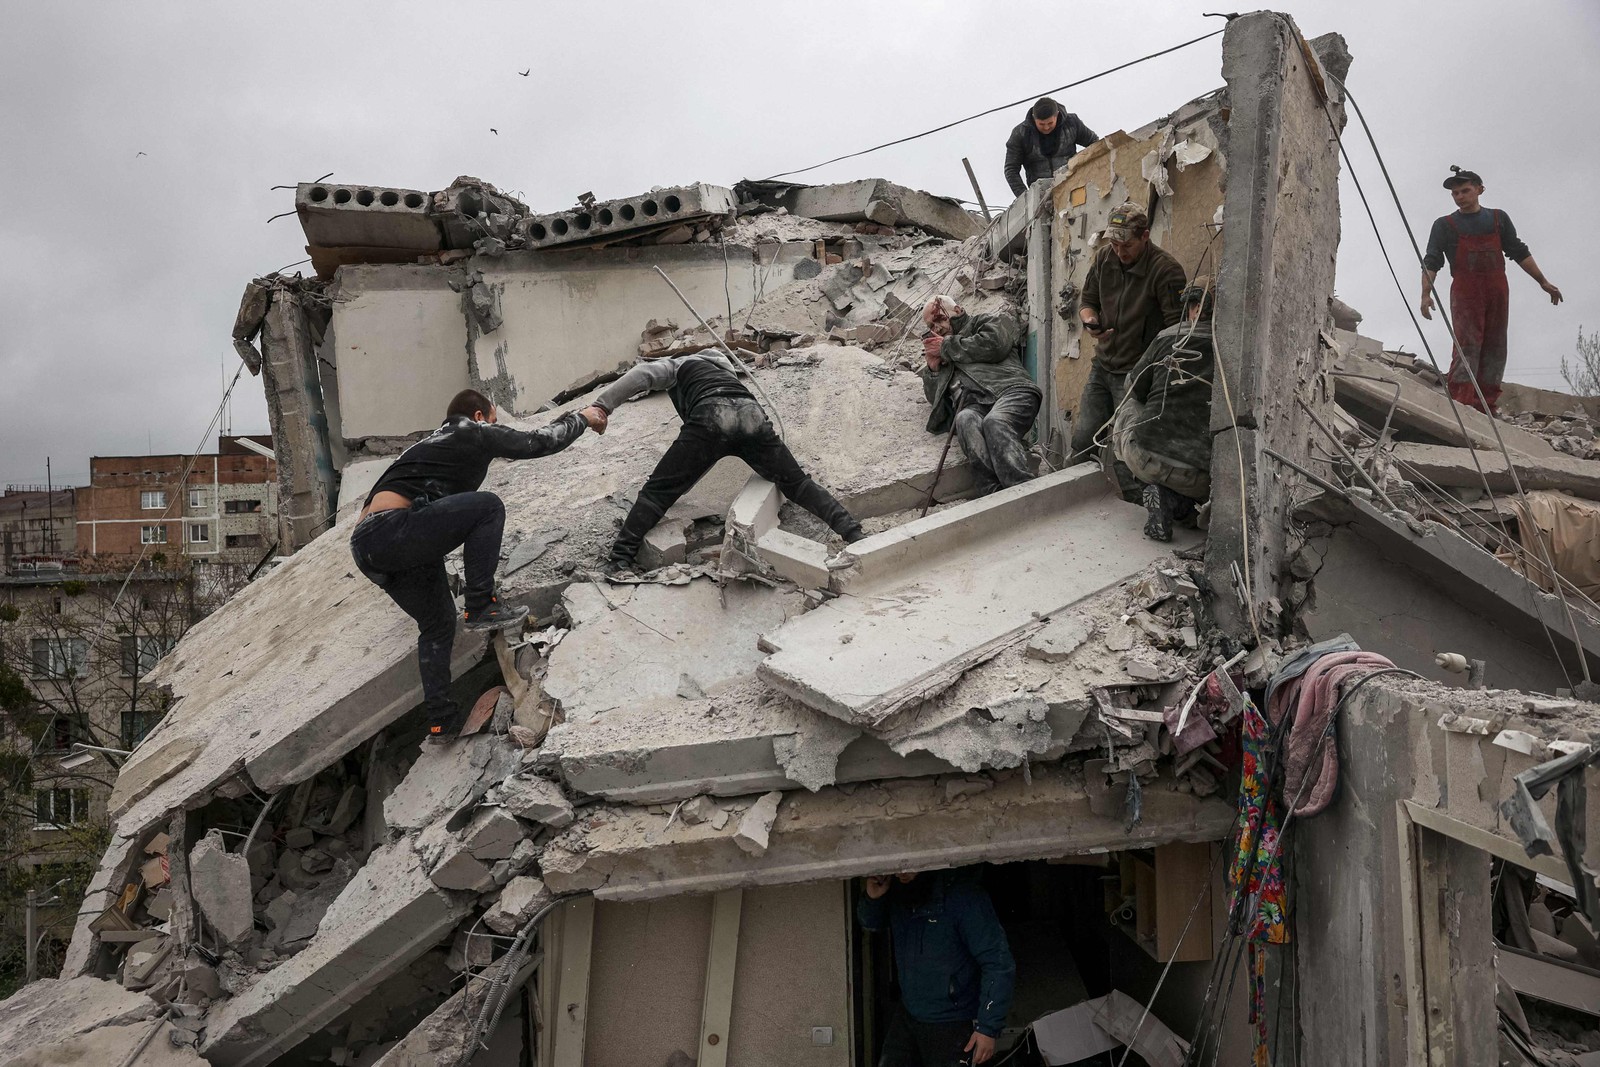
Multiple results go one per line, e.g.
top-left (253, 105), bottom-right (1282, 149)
top-left (1498, 491), bottom-right (1600, 599)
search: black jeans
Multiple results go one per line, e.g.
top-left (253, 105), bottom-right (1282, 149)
top-left (1069, 362), bottom-right (1140, 501)
top-left (611, 398), bottom-right (863, 564)
top-left (878, 1005), bottom-right (973, 1067)
top-left (952, 385), bottom-right (1040, 493)
top-left (350, 491), bottom-right (506, 712)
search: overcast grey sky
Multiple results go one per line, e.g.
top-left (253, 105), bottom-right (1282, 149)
top-left (2, 1), bottom-right (1597, 487)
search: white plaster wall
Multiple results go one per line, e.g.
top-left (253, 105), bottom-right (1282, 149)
top-left (330, 266), bottom-right (471, 440)
top-left (328, 246), bottom-right (770, 443)
top-left (474, 244), bottom-right (759, 412)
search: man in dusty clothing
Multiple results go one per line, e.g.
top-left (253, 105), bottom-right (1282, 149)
top-left (1115, 279), bottom-right (1216, 542)
top-left (1003, 95), bottom-right (1098, 199)
top-left (1422, 165), bottom-right (1562, 415)
top-left (351, 388), bottom-right (606, 741)
top-left (1070, 202), bottom-right (1188, 497)
top-left (920, 296), bottom-right (1041, 495)
top-left (590, 350), bottom-right (864, 572)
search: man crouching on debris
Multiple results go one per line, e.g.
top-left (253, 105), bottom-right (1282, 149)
top-left (921, 296), bottom-right (1041, 495)
top-left (591, 350), bottom-right (865, 573)
top-left (1114, 279), bottom-right (1216, 542)
top-left (860, 868), bottom-right (1016, 1065)
top-left (351, 388), bottom-right (606, 742)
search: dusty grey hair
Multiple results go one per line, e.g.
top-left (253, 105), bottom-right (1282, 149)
top-left (922, 295), bottom-right (959, 324)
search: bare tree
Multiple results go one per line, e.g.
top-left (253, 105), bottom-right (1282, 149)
top-left (1561, 325), bottom-right (1600, 397)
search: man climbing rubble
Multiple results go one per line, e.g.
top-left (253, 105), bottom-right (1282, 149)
top-left (1003, 96), bottom-right (1099, 199)
top-left (859, 868), bottom-right (1016, 1066)
top-left (350, 388), bottom-right (606, 741)
top-left (1422, 165), bottom-right (1563, 415)
top-left (1114, 278), bottom-right (1217, 542)
top-left (591, 350), bottom-right (864, 572)
top-left (920, 295), bottom-right (1041, 495)
top-left (1070, 202), bottom-right (1188, 499)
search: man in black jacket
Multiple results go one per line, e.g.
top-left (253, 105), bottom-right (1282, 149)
top-left (1003, 96), bottom-right (1098, 198)
top-left (592, 351), bottom-right (864, 572)
top-left (351, 389), bottom-right (606, 741)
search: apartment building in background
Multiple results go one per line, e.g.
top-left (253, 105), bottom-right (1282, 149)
top-left (73, 435), bottom-right (278, 566)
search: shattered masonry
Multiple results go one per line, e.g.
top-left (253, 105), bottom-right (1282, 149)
top-left (8, 11), bottom-right (1600, 1067)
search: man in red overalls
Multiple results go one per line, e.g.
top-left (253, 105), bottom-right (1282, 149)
top-left (1421, 166), bottom-right (1562, 414)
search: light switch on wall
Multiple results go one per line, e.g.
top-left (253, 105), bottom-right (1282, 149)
top-left (811, 1026), bottom-right (834, 1046)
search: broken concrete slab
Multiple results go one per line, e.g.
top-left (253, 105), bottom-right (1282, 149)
top-left (517, 183), bottom-right (736, 250)
top-left (539, 764), bottom-right (1234, 900)
top-left (0, 977), bottom-right (161, 1064)
top-left (203, 842), bottom-right (472, 1067)
top-left (105, 528), bottom-right (489, 836)
top-left (295, 182), bottom-right (442, 252)
top-left (462, 806), bottom-right (524, 861)
top-left (483, 875), bottom-right (554, 936)
top-left (428, 841), bottom-right (496, 893)
top-left (734, 790), bottom-right (783, 855)
top-left (496, 775), bottom-right (574, 828)
top-left (189, 830), bottom-right (254, 947)
top-left (1391, 442), bottom-right (1600, 502)
top-left (751, 528), bottom-right (832, 587)
top-left (759, 468), bottom-right (1194, 726)
top-left (5, 1020), bottom-right (209, 1066)
top-left (544, 578), bottom-right (805, 720)
top-left (1334, 346), bottom-right (1558, 458)
top-left (743, 179), bottom-right (980, 240)
top-left (383, 733), bottom-right (518, 834)
top-left (1027, 615), bottom-right (1094, 663)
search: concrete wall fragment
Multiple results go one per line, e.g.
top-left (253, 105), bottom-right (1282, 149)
top-left (1205, 13), bottom-right (1349, 638)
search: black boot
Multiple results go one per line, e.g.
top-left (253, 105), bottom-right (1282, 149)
top-left (424, 702), bottom-right (469, 744)
top-left (1142, 483), bottom-right (1173, 543)
top-left (463, 595), bottom-right (529, 631)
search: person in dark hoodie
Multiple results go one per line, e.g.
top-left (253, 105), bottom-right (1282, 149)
top-left (1114, 279), bottom-right (1217, 542)
top-left (590, 350), bottom-right (864, 572)
top-left (859, 868), bottom-right (1016, 1066)
top-left (350, 389), bottom-right (607, 742)
top-left (1003, 96), bottom-right (1098, 198)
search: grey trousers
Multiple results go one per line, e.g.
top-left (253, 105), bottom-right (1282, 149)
top-left (952, 385), bottom-right (1041, 493)
top-left (1069, 362), bottom-right (1140, 500)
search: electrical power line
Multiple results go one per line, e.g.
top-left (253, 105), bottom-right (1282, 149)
top-left (761, 27), bottom-right (1227, 181)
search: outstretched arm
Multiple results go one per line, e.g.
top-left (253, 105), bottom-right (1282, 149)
top-left (470, 410), bottom-right (590, 460)
top-left (593, 359), bottom-right (681, 414)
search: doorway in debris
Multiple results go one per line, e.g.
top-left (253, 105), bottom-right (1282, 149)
top-left (852, 849), bottom-right (1237, 1066)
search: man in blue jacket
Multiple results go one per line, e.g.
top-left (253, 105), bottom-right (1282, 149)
top-left (859, 868), bottom-right (1016, 1066)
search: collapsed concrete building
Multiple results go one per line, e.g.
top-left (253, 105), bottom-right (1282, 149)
top-left (8, 11), bottom-right (1600, 1067)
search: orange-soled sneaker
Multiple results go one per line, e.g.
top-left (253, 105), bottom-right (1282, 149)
top-left (463, 596), bottom-right (528, 632)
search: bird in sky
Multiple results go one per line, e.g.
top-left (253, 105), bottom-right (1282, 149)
top-left (135, 151), bottom-right (147, 158)
top-left (490, 128), bottom-right (498, 135)
top-left (518, 68), bottom-right (530, 77)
